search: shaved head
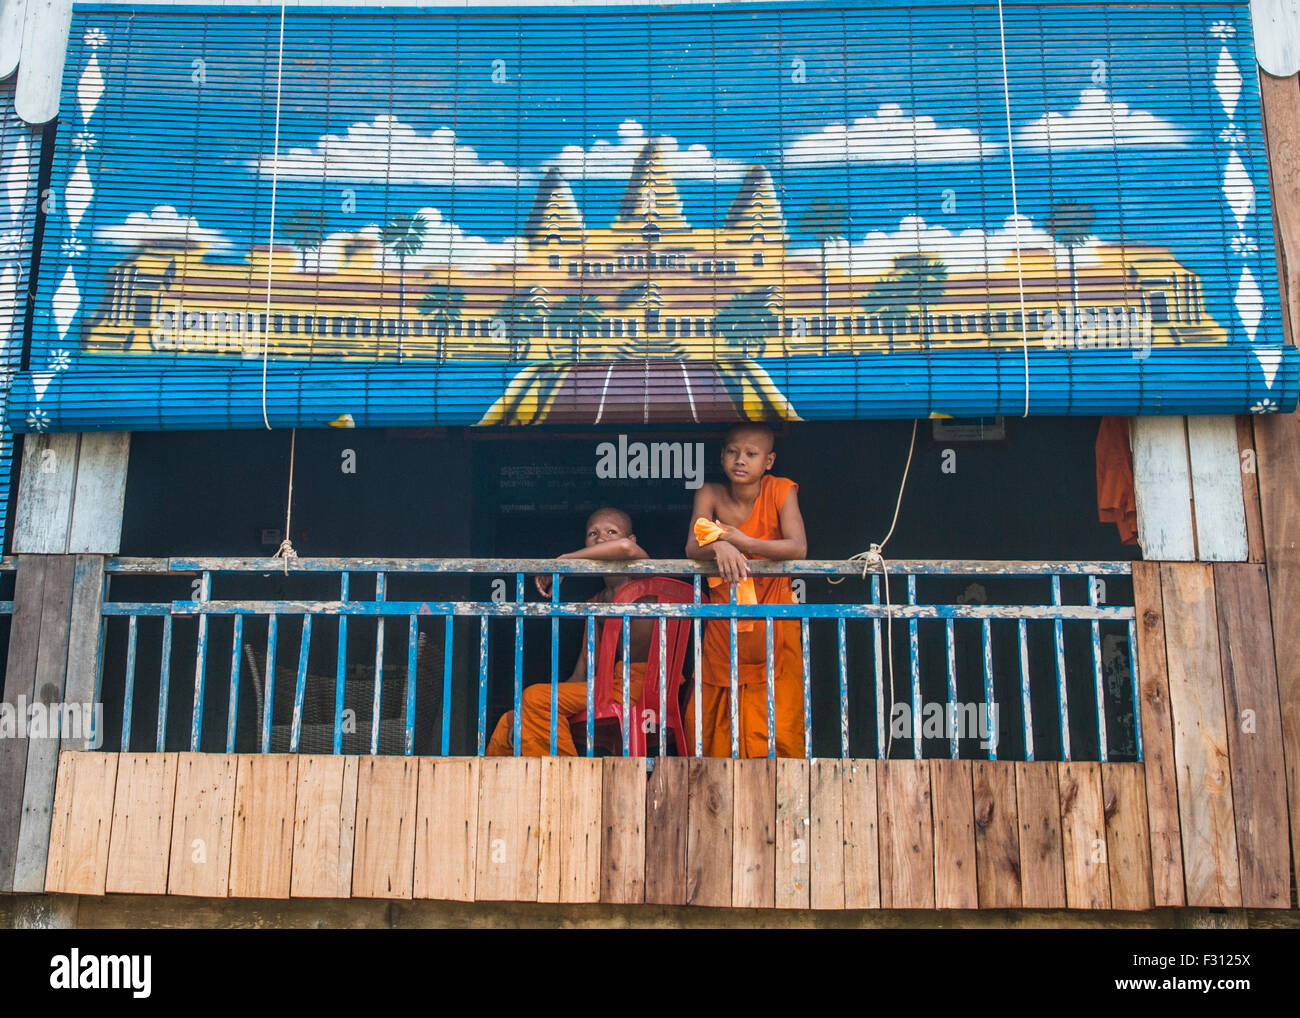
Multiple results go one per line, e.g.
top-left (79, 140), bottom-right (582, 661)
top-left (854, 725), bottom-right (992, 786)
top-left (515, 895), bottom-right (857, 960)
top-left (587, 506), bottom-right (633, 535)
top-left (724, 423), bottom-right (775, 453)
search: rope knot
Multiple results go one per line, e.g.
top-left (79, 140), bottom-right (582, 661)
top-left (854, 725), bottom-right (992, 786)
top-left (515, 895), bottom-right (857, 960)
top-left (273, 537), bottom-right (297, 575)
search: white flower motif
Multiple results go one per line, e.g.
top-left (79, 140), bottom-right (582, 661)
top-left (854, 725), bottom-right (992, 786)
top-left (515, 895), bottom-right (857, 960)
top-left (1209, 20), bottom-right (1236, 39)
top-left (71, 132), bottom-right (98, 151)
top-left (84, 28), bottom-right (109, 48)
top-left (1250, 399), bottom-right (1278, 414)
top-left (26, 410), bottom-right (50, 432)
top-left (1218, 126), bottom-right (1245, 146)
top-left (1230, 234), bottom-right (1259, 256)
top-left (50, 349), bottom-right (72, 372)
top-left (60, 238), bottom-right (86, 259)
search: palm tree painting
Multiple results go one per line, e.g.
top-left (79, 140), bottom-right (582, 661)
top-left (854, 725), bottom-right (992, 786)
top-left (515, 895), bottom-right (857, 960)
top-left (497, 288), bottom-right (552, 361)
top-left (796, 199), bottom-right (849, 355)
top-left (381, 212), bottom-right (429, 357)
top-left (281, 209), bottom-right (325, 273)
top-left (715, 288), bottom-right (780, 359)
top-left (553, 293), bottom-right (603, 359)
top-left (862, 253), bottom-right (948, 346)
top-left (418, 283), bottom-right (464, 360)
top-left (1046, 199), bottom-right (1096, 337)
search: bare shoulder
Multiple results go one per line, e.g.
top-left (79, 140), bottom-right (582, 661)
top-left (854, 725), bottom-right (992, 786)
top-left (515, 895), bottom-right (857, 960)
top-left (692, 481), bottom-right (726, 513)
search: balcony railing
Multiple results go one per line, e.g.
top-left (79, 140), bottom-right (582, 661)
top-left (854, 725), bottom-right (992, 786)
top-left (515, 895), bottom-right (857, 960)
top-left (83, 557), bottom-right (1142, 763)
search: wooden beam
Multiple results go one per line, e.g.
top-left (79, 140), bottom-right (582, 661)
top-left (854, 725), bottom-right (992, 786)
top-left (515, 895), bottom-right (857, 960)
top-left (474, 757), bottom-right (540, 903)
top-left (538, 756), bottom-right (602, 904)
top-left (644, 757), bottom-right (686, 906)
top-left (44, 751), bottom-right (117, 896)
top-left (775, 758), bottom-right (810, 909)
top-left (291, 755), bottom-right (358, 899)
top-left (229, 755), bottom-right (298, 899)
top-left (878, 760), bottom-right (934, 909)
top-left (841, 760), bottom-right (880, 909)
top-left (686, 758), bottom-right (731, 907)
top-left (105, 753), bottom-right (178, 895)
top-left (67, 433), bottom-right (131, 554)
top-left (1016, 761), bottom-right (1066, 909)
top-left (1236, 417), bottom-right (1266, 563)
top-left (351, 756), bottom-right (419, 900)
top-left (414, 757), bottom-right (477, 902)
top-left (1058, 762), bottom-right (1111, 909)
top-left (809, 758), bottom-right (844, 909)
top-left (1131, 418), bottom-right (1196, 561)
top-left (599, 758), bottom-right (644, 905)
top-left (931, 760), bottom-right (976, 909)
top-left (60, 555), bottom-right (105, 752)
top-left (972, 761), bottom-right (1021, 908)
top-left (731, 759), bottom-right (775, 908)
top-left (1186, 416), bottom-right (1248, 561)
top-left (167, 752), bottom-right (236, 897)
top-left (1102, 763), bottom-right (1154, 911)
top-left (12, 434), bottom-right (77, 553)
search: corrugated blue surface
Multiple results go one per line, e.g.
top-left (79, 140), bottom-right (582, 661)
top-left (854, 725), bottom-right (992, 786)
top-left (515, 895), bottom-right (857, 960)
top-left (8, 0), bottom-right (1295, 434)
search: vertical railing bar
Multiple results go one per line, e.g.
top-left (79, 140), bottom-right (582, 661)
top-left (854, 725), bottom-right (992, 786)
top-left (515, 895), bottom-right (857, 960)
top-left (262, 614), bottom-right (277, 754)
top-left (622, 615), bottom-right (631, 757)
top-left (837, 616), bottom-right (848, 759)
top-left (550, 573), bottom-right (559, 757)
top-left (334, 571), bottom-right (349, 755)
top-left (908, 575), bottom-right (921, 760)
top-left (513, 573), bottom-right (523, 757)
top-left (981, 616), bottom-right (995, 762)
top-left (291, 614), bottom-right (313, 753)
top-left (440, 614), bottom-right (454, 756)
top-left (765, 617), bottom-right (776, 759)
top-left (157, 614), bottom-right (173, 753)
top-left (190, 570), bottom-right (211, 752)
top-left (1090, 574), bottom-right (1108, 763)
top-left (658, 613), bottom-right (668, 758)
top-left (91, 571), bottom-right (110, 752)
top-left (585, 615), bottom-right (595, 758)
top-left (872, 575), bottom-right (884, 757)
top-left (945, 616), bottom-right (957, 760)
top-left (1128, 619), bottom-right (1143, 762)
top-left (1019, 618), bottom-right (1033, 762)
top-left (122, 614), bottom-right (138, 751)
top-left (476, 615), bottom-right (488, 756)
top-left (404, 614), bottom-right (418, 756)
top-left (371, 573), bottom-right (386, 757)
top-left (226, 614), bottom-right (243, 754)
top-left (693, 575), bottom-right (702, 758)
top-left (801, 617), bottom-right (811, 758)
top-left (1053, 574), bottom-right (1071, 762)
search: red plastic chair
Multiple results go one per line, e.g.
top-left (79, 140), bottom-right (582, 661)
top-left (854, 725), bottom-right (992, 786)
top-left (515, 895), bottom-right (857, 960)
top-left (570, 577), bottom-right (693, 757)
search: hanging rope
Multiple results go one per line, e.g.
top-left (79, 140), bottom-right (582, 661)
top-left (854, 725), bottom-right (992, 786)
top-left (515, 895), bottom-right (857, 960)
top-left (995, 0), bottom-right (1032, 418)
top-left (273, 427), bottom-right (298, 574)
top-left (260, 5), bottom-right (287, 431)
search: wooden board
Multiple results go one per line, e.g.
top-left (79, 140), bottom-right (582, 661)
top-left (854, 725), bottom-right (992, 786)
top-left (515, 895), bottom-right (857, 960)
top-left (841, 759), bottom-right (880, 909)
top-left (775, 758), bottom-right (810, 909)
top-left (351, 756), bottom-right (418, 899)
top-left (1058, 762), bottom-right (1111, 909)
top-left (600, 757), bottom-right (645, 905)
top-left (290, 755), bottom-right (358, 899)
top-left (229, 755), bottom-right (298, 899)
top-left (1159, 563), bottom-right (1242, 907)
top-left (1213, 563), bottom-right (1291, 908)
top-left (1236, 416), bottom-right (1266, 563)
top-left (1102, 763), bottom-right (1154, 911)
top-left (809, 758), bottom-right (844, 909)
top-left (13, 0), bottom-right (72, 126)
top-left (105, 752), bottom-right (178, 895)
top-left (59, 556), bottom-right (106, 752)
top-left (930, 760), bottom-right (976, 909)
top-left (644, 757), bottom-right (688, 906)
top-left (1131, 417), bottom-right (1196, 560)
top-left (67, 432), bottom-right (131, 554)
top-left (1015, 762), bottom-right (1065, 909)
top-left (1130, 562), bottom-right (1186, 906)
top-left (413, 757), bottom-right (478, 902)
top-left (1254, 0), bottom-right (1300, 76)
top-left (474, 756), bottom-right (541, 902)
top-left (972, 761), bottom-right (1021, 908)
top-left (538, 756), bottom-right (602, 904)
top-left (1186, 415), bottom-right (1249, 562)
top-left (877, 760), bottom-right (934, 909)
top-left (44, 750), bottom-right (117, 896)
top-left (686, 757), bottom-right (732, 908)
top-left (12, 434), bottom-right (77, 553)
top-left (731, 758), bottom-right (775, 908)
top-left (167, 752), bottom-right (237, 898)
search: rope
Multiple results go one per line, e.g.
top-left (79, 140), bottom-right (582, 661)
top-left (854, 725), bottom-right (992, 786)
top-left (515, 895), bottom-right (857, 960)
top-left (995, 0), bottom-right (1032, 418)
top-left (273, 428), bottom-right (298, 574)
top-left (260, 5), bottom-right (287, 431)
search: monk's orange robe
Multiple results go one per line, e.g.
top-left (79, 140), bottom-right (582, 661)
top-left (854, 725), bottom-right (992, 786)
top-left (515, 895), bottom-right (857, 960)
top-left (685, 474), bottom-right (805, 758)
top-left (487, 661), bottom-right (645, 757)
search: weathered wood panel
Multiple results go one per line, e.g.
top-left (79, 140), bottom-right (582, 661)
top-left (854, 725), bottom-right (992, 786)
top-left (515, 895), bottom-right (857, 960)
top-left (538, 756), bottom-right (602, 904)
top-left (290, 755), bottom-right (358, 899)
top-left (930, 760), bottom-right (977, 909)
top-left (1254, 0), bottom-right (1300, 76)
top-left (59, 556), bottom-right (106, 752)
top-left (841, 759), bottom-right (880, 909)
top-left (1235, 416), bottom-right (1266, 563)
top-left (1214, 563), bottom-right (1291, 908)
top-left (44, 750), bottom-right (117, 895)
top-left (1102, 763), bottom-right (1154, 911)
top-left (229, 755), bottom-right (298, 899)
top-left (475, 757), bottom-right (541, 902)
top-left (1059, 762), bottom-right (1111, 910)
top-left (1130, 562), bottom-right (1186, 906)
top-left (414, 757), bottom-right (478, 902)
top-left (167, 752), bottom-right (236, 897)
top-left (105, 752), bottom-right (178, 895)
top-left (1131, 417), bottom-right (1196, 560)
top-left (1186, 415), bottom-right (1248, 562)
top-left (809, 758), bottom-right (844, 910)
top-left (13, 0), bottom-right (72, 126)
top-left (877, 760), bottom-right (934, 909)
top-left (12, 434), bottom-right (78, 553)
top-left (686, 757), bottom-right (731, 908)
top-left (352, 757), bottom-right (418, 899)
top-left (1016, 762), bottom-right (1066, 909)
top-left (1160, 563), bottom-right (1242, 907)
top-left (644, 757), bottom-right (687, 906)
top-left (731, 758), bottom-right (775, 908)
top-left (972, 761), bottom-right (1021, 908)
top-left (67, 432), bottom-right (131, 554)
top-left (775, 758), bottom-right (809, 909)
top-left (600, 757), bottom-right (644, 905)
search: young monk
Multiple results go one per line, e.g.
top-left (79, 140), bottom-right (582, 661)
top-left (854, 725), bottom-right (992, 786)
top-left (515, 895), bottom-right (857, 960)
top-left (685, 423), bottom-right (807, 758)
top-left (486, 507), bottom-right (653, 756)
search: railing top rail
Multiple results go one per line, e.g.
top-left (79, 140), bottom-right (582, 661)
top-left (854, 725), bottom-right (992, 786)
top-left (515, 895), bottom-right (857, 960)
top-left (102, 557), bottom-right (1136, 577)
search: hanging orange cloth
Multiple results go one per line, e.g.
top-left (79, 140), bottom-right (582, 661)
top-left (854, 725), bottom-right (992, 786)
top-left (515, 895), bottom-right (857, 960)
top-left (1096, 416), bottom-right (1138, 545)
top-left (693, 517), bottom-right (757, 632)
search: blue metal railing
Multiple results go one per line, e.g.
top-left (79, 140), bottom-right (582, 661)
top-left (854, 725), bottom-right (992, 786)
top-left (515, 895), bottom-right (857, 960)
top-left (91, 557), bottom-right (1141, 762)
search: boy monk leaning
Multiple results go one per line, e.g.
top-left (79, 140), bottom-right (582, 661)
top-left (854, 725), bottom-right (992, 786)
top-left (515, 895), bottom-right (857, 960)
top-left (487, 507), bottom-right (654, 756)
top-left (685, 424), bottom-right (807, 758)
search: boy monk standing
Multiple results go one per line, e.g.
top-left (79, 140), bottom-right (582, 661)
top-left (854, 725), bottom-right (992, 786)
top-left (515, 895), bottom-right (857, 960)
top-left (487, 507), bottom-right (653, 756)
top-left (685, 424), bottom-right (807, 758)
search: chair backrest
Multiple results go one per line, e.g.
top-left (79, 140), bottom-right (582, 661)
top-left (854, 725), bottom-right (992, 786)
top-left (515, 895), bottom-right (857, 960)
top-left (592, 578), bottom-right (694, 717)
